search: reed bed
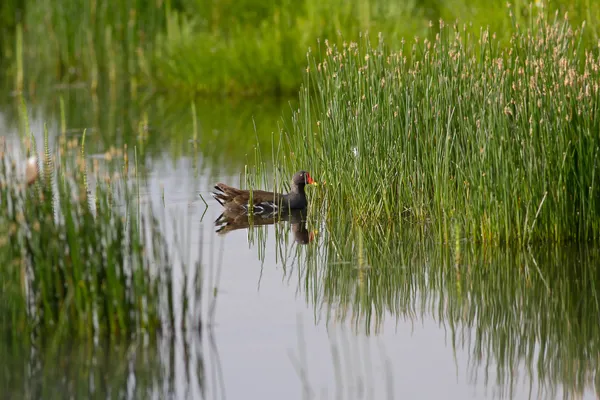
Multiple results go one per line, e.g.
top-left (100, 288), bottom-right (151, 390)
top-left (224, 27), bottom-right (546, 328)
top-left (287, 12), bottom-right (600, 244)
top-left (0, 123), bottom-right (182, 342)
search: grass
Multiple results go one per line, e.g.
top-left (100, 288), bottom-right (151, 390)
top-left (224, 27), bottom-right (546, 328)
top-left (284, 11), bottom-right (600, 245)
top-left (0, 100), bottom-right (196, 343)
top-left (150, 0), bottom-right (423, 96)
top-left (4, 0), bottom-right (600, 95)
top-left (8, 0), bottom-right (167, 93)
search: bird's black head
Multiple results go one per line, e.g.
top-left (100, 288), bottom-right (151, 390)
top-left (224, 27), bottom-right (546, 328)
top-left (291, 171), bottom-right (315, 187)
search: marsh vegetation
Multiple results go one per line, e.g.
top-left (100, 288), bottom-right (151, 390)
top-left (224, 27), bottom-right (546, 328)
top-left (0, 0), bottom-right (599, 399)
top-left (2, 0), bottom-right (600, 94)
top-left (287, 13), bottom-right (600, 244)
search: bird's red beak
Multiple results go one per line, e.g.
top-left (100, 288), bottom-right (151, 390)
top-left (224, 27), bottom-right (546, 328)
top-left (306, 173), bottom-right (316, 185)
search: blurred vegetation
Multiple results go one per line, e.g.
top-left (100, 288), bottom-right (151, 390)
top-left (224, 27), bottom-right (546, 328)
top-left (0, 81), bottom-right (290, 176)
top-left (1, 0), bottom-right (599, 95)
top-left (0, 333), bottom-right (206, 399)
top-left (0, 99), bottom-right (200, 343)
top-left (0, 0), bottom-right (24, 65)
top-left (151, 0), bottom-right (424, 95)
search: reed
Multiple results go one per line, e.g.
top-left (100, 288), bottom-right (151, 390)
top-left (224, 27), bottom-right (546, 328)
top-left (286, 12), bottom-right (600, 244)
top-left (0, 114), bottom-right (182, 342)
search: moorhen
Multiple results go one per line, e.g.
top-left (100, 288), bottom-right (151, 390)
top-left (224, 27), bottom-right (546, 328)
top-left (211, 171), bottom-right (316, 214)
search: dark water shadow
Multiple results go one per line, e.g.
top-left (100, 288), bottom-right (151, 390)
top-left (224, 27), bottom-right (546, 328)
top-left (214, 208), bottom-right (314, 246)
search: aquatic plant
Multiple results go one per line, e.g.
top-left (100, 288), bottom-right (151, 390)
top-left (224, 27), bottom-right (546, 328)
top-left (287, 12), bottom-right (600, 244)
top-left (6, 0), bottom-right (600, 95)
top-left (0, 121), bottom-right (181, 342)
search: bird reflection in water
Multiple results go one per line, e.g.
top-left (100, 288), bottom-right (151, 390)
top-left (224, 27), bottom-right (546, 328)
top-left (214, 208), bottom-right (314, 245)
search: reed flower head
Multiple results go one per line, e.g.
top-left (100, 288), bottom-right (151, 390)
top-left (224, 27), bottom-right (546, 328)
top-left (25, 156), bottom-right (38, 186)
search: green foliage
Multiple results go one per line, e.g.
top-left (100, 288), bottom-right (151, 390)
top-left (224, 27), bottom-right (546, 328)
top-left (4, 0), bottom-right (600, 95)
top-left (151, 0), bottom-right (423, 95)
top-left (15, 0), bottom-right (166, 89)
top-left (436, 0), bottom-right (600, 43)
top-left (286, 13), bottom-right (600, 244)
top-left (0, 0), bottom-right (24, 65)
top-left (0, 119), bottom-right (176, 342)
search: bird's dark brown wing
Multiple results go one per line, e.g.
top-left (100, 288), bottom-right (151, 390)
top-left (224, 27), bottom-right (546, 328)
top-left (213, 183), bottom-right (283, 209)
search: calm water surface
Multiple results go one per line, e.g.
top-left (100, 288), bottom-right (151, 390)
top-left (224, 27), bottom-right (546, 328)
top-left (0, 86), bottom-right (598, 399)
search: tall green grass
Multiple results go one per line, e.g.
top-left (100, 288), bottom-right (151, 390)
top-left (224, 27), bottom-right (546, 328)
top-left (7, 0), bottom-right (600, 95)
top-left (0, 112), bottom-right (187, 342)
top-left (10, 0), bottom-right (167, 92)
top-left (151, 0), bottom-right (423, 95)
top-left (287, 12), bottom-right (600, 244)
top-left (148, 0), bottom-right (600, 95)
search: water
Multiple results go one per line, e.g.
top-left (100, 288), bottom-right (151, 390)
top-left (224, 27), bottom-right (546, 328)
top-left (1, 85), bottom-right (598, 399)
